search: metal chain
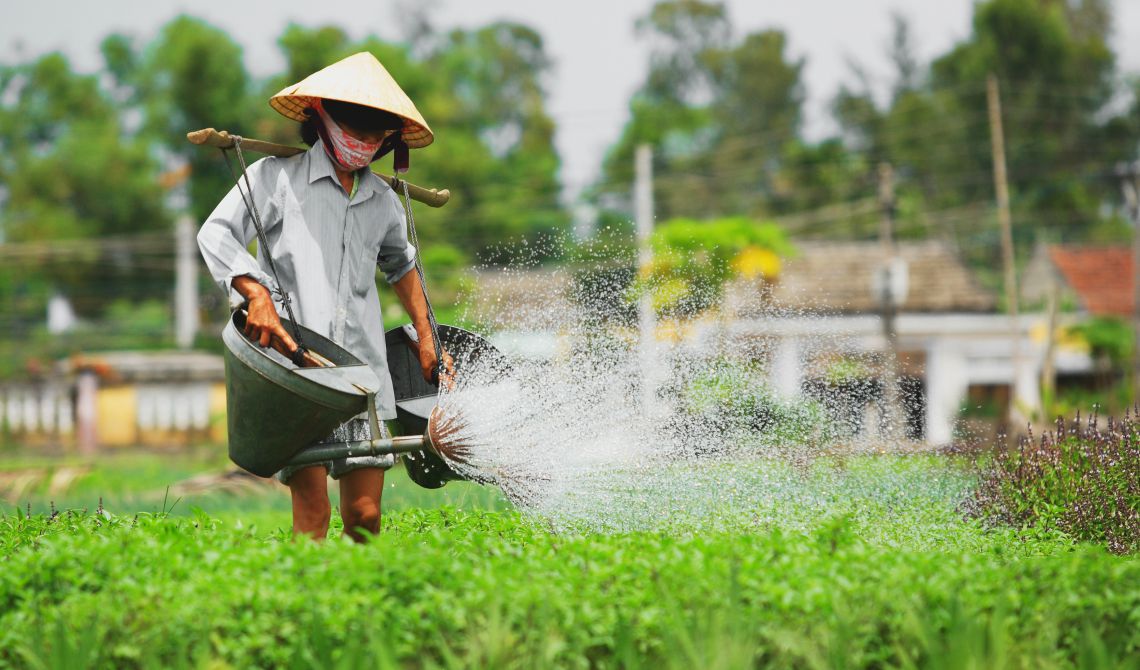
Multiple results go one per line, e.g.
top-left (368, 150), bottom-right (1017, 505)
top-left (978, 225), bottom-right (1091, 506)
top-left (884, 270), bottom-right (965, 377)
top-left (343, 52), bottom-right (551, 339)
top-left (397, 178), bottom-right (443, 381)
top-left (219, 137), bottom-right (308, 364)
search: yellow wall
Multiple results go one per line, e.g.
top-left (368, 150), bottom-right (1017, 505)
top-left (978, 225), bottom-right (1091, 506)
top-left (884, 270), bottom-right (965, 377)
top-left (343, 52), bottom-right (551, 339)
top-left (95, 386), bottom-right (137, 447)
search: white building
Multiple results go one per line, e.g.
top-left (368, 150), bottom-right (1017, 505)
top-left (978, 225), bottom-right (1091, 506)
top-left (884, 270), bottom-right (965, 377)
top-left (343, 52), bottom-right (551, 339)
top-left (722, 241), bottom-right (1092, 444)
top-left (468, 241), bottom-right (1095, 446)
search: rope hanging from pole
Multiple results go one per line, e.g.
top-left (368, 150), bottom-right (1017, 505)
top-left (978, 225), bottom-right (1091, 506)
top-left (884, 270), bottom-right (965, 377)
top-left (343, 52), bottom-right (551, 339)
top-left (219, 136), bottom-right (309, 366)
top-left (397, 178), bottom-right (443, 384)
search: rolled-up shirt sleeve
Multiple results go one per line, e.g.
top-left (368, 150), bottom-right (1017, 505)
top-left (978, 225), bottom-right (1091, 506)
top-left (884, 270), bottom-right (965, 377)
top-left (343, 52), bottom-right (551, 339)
top-left (376, 195), bottom-right (417, 284)
top-left (196, 158), bottom-right (279, 307)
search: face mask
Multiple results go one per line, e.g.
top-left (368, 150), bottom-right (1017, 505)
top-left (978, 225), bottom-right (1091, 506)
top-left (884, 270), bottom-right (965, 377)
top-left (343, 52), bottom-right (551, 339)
top-left (313, 100), bottom-right (386, 171)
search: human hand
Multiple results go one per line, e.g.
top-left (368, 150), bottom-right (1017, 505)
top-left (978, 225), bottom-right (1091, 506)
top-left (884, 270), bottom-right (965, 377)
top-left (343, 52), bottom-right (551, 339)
top-left (418, 332), bottom-right (456, 389)
top-left (243, 291), bottom-right (297, 355)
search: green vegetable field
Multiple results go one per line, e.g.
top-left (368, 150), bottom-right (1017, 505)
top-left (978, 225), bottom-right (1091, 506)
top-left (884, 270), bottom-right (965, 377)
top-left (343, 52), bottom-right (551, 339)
top-left (4, 446), bottom-right (1140, 669)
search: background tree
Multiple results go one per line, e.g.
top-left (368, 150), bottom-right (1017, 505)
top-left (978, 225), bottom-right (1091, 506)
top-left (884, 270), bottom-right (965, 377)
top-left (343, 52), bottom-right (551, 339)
top-left (594, 0), bottom-right (730, 224)
top-left (133, 16), bottom-right (257, 224)
top-left (710, 29), bottom-right (806, 217)
top-left (830, 0), bottom-right (1136, 273)
top-left (637, 216), bottom-right (793, 317)
top-left (419, 22), bottom-right (565, 263)
top-left (0, 52), bottom-right (169, 325)
top-left (594, 1), bottom-right (811, 223)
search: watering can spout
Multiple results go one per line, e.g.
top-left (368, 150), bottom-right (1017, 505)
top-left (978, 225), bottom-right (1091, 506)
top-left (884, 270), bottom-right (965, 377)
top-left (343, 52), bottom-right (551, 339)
top-left (385, 325), bottom-right (509, 488)
top-left (283, 405), bottom-right (464, 469)
top-left (426, 406), bottom-right (471, 465)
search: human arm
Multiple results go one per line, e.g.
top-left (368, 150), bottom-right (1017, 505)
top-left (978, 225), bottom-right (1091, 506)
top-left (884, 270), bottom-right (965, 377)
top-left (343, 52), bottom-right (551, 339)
top-left (391, 269), bottom-right (455, 385)
top-left (377, 193), bottom-right (453, 384)
top-left (196, 158), bottom-right (297, 356)
top-left (196, 158), bottom-right (279, 306)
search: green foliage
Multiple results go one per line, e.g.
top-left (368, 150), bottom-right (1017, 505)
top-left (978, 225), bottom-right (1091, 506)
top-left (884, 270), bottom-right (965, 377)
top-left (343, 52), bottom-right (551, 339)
top-left (276, 24), bottom-right (353, 85)
top-left (835, 0), bottom-right (1135, 271)
top-left (1047, 381), bottom-right (1133, 419)
top-left (636, 216), bottom-right (794, 315)
top-left (0, 451), bottom-right (509, 519)
top-left (126, 16), bottom-right (256, 224)
top-left (102, 299), bottom-right (172, 341)
top-left (420, 243), bottom-right (468, 277)
top-left (4, 473), bottom-right (1140, 668)
top-left (716, 30), bottom-right (804, 143)
top-left (0, 299), bottom-right (179, 379)
top-left (1069, 316), bottom-right (1132, 366)
top-left (2, 451), bottom-right (1138, 667)
top-left (823, 357), bottom-right (873, 386)
top-left (598, 1), bottom-right (812, 222)
top-left (682, 361), bottom-right (835, 449)
top-left (0, 52), bottom-right (172, 321)
top-left (420, 23), bottom-right (566, 262)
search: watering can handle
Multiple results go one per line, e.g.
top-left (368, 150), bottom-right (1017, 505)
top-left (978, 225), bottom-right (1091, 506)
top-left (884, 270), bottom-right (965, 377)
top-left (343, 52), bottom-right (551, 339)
top-left (234, 307), bottom-right (332, 368)
top-left (366, 390), bottom-right (383, 443)
top-left (400, 324), bottom-right (446, 386)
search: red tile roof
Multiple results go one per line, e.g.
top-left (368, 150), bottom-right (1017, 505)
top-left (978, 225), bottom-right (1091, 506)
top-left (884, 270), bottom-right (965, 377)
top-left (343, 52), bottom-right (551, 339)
top-left (1049, 246), bottom-right (1133, 316)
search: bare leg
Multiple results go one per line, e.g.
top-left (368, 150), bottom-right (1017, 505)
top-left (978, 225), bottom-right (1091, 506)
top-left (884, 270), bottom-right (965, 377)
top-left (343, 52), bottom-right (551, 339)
top-left (288, 465), bottom-right (331, 540)
top-left (339, 468), bottom-right (385, 543)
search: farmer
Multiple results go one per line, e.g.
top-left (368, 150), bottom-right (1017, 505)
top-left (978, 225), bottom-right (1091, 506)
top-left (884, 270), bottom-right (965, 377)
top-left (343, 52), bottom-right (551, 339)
top-left (197, 52), bottom-right (452, 542)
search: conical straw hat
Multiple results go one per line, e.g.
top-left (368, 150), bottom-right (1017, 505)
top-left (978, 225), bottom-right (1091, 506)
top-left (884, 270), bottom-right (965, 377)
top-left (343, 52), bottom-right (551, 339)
top-left (270, 52), bottom-right (433, 148)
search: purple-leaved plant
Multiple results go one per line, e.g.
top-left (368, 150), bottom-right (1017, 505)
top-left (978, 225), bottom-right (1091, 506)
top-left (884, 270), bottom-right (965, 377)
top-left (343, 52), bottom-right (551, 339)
top-left (972, 410), bottom-right (1140, 554)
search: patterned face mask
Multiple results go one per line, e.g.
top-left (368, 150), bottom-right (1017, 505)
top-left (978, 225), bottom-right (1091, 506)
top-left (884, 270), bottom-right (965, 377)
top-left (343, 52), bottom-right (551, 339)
top-left (313, 100), bottom-right (389, 171)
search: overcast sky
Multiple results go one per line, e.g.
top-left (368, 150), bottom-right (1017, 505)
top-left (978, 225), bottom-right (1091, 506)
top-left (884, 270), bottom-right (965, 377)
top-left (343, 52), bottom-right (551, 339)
top-left (5, 1), bottom-right (1140, 198)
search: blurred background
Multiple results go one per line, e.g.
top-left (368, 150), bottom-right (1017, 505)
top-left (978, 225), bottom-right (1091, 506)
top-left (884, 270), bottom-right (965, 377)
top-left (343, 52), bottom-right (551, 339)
top-left (2, 0), bottom-right (1140, 511)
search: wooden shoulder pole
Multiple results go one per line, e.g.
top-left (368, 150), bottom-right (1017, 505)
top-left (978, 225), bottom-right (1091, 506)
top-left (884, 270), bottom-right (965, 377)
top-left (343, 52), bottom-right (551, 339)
top-left (186, 128), bottom-right (451, 208)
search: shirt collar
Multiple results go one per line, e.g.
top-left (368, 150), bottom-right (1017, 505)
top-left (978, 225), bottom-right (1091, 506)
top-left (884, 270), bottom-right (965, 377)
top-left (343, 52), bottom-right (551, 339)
top-left (307, 139), bottom-right (378, 204)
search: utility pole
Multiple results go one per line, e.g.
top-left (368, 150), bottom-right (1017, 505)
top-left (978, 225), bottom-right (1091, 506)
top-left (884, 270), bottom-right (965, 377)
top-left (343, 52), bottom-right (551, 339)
top-left (174, 213), bottom-right (199, 349)
top-left (1040, 249), bottom-right (1059, 409)
top-left (635, 145), bottom-right (654, 292)
top-left (164, 158), bottom-right (198, 350)
top-left (877, 162), bottom-right (904, 439)
top-left (634, 144), bottom-right (659, 416)
top-left (1118, 159), bottom-right (1140, 401)
top-left (987, 73), bottom-right (1026, 428)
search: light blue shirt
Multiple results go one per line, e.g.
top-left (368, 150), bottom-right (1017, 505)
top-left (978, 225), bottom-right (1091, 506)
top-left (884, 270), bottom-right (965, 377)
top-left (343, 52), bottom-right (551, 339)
top-left (197, 139), bottom-right (416, 419)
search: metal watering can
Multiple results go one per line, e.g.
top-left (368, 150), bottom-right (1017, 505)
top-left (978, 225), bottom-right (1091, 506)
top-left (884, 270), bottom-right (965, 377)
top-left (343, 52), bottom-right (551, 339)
top-left (223, 310), bottom-right (505, 485)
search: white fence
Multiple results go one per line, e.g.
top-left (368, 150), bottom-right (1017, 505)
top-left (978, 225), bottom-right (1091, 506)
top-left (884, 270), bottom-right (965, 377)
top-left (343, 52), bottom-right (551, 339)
top-left (1, 385), bottom-right (73, 438)
top-left (135, 383), bottom-right (213, 433)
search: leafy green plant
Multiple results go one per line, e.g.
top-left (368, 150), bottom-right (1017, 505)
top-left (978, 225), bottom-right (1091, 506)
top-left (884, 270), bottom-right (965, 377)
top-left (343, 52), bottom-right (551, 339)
top-left (4, 491), bottom-right (1140, 669)
top-left (633, 217), bottom-right (795, 317)
top-left (1068, 317), bottom-right (1131, 368)
top-left (823, 356), bottom-right (872, 386)
top-left (1048, 381), bottom-right (1133, 419)
top-left (681, 361), bottom-right (836, 449)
